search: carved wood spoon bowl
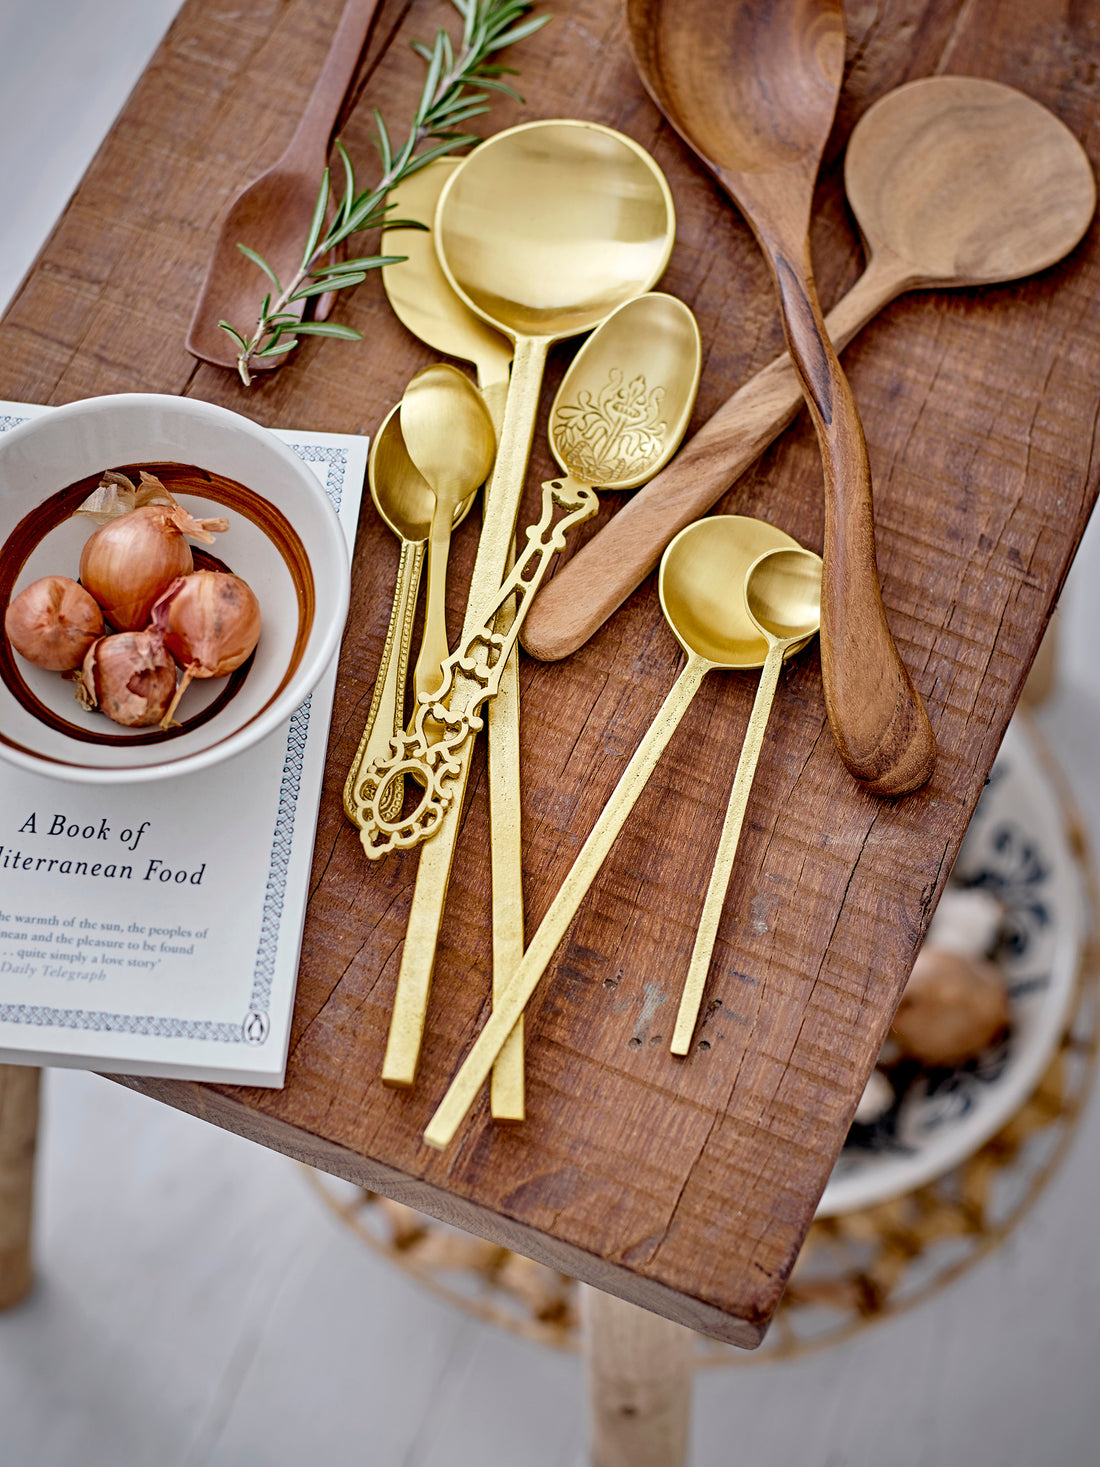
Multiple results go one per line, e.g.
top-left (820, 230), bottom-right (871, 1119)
top-left (625, 0), bottom-right (937, 796)
top-left (186, 0), bottom-right (381, 372)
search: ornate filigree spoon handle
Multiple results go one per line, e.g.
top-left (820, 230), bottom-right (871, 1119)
top-left (353, 478), bottom-right (599, 857)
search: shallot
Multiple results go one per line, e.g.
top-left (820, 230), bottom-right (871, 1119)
top-left (77, 630), bottom-right (179, 728)
top-left (4, 575), bottom-right (105, 670)
top-left (151, 570), bottom-right (261, 726)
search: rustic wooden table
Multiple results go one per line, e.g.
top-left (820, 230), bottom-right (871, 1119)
top-left (0, 0), bottom-right (1096, 1351)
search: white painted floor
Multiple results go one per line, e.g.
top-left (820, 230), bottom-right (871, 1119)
top-left (2, 3), bottom-right (1100, 1463)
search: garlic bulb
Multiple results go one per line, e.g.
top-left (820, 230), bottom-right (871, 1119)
top-left (76, 630), bottom-right (178, 728)
top-left (79, 500), bottom-right (228, 630)
top-left (924, 886), bottom-right (1005, 960)
top-left (4, 575), bottom-right (105, 670)
top-left (151, 570), bottom-right (261, 727)
top-left (890, 948), bottom-right (1010, 1067)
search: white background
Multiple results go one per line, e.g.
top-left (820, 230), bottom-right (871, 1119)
top-left (1, 2), bottom-right (1099, 1463)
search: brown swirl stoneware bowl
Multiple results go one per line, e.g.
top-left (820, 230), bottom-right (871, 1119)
top-left (0, 394), bottom-right (350, 784)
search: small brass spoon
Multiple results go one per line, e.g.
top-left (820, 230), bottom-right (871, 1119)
top-left (342, 403), bottom-right (476, 826)
top-left (671, 542), bottom-right (822, 1055)
top-left (399, 363), bottom-right (497, 704)
top-left (424, 515), bottom-right (807, 1151)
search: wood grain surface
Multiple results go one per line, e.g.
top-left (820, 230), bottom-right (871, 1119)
top-left (1, 0), bottom-right (1097, 1347)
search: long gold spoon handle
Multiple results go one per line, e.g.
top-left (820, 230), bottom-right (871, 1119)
top-left (670, 639), bottom-right (784, 1055)
top-left (520, 258), bottom-right (910, 663)
top-left (424, 655), bottom-right (710, 1149)
top-left (482, 370), bottom-right (525, 1121)
top-left (343, 537), bottom-right (424, 826)
top-left (412, 514), bottom-right (455, 702)
top-left (382, 337), bottom-right (549, 1088)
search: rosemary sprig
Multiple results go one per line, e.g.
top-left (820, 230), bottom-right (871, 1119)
top-left (220, 0), bottom-right (549, 386)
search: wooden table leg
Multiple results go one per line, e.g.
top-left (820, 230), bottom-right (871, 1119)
top-left (0, 1064), bottom-right (40, 1311)
top-left (581, 1285), bottom-right (694, 1467)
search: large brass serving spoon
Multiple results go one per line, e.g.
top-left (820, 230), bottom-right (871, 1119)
top-left (187, 0), bottom-right (382, 370)
top-left (424, 516), bottom-right (809, 1151)
top-left (670, 542), bottom-right (822, 1055)
top-left (381, 159), bottom-right (513, 426)
top-left (342, 404), bottom-right (476, 827)
top-left (625, 0), bottom-right (935, 797)
top-left (378, 121), bottom-right (676, 1092)
top-left (521, 75), bottom-right (1097, 665)
top-left (399, 364), bottom-right (497, 705)
top-left (378, 158), bottom-right (524, 1118)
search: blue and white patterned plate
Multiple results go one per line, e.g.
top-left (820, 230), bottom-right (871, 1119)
top-left (817, 715), bottom-right (1084, 1217)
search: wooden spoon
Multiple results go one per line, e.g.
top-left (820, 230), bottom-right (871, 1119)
top-left (186, 0), bottom-right (381, 371)
top-left (521, 75), bottom-right (1097, 669)
top-left (625, 0), bottom-right (936, 796)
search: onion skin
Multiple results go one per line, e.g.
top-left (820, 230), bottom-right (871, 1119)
top-left (5, 575), bottom-right (105, 671)
top-left (77, 630), bottom-right (179, 728)
top-left (78, 502), bottom-right (228, 630)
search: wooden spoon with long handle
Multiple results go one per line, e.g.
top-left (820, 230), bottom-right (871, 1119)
top-left (186, 0), bottom-right (381, 370)
top-left (626, 0), bottom-right (935, 796)
top-left (520, 75), bottom-right (1097, 667)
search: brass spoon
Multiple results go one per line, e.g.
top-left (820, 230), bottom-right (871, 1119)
top-left (521, 75), bottom-right (1097, 665)
top-left (381, 159), bottom-right (513, 427)
top-left (187, 0), bottom-right (382, 370)
top-left (424, 516), bottom-right (808, 1151)
top-left (671, 542), bottom-right (822, 1055)
top-left (377, 121), bottom-right (676, 1093)
top-left (625, 0), bottom-right (936, 797)
top-left (342, 403), bottom-right (476, 827)
top-left (399, 364), bottom-right (497, 705)
top-left (377, 160), bottom-right (523, 1118)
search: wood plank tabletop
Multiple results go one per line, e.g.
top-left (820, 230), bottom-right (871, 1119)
top-left (1, 0), bottom-right (1096, 1348)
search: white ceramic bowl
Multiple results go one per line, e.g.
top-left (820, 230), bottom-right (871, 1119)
top-left (0, 394), bottom-right (350, 783)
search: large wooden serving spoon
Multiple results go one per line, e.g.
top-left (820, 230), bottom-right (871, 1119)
top-left (520, 76), bottom-right (1096, 663)
top-left (186, 0), bottom-right (381, 370)
top-left (626, 0), bottom-right (935, 796)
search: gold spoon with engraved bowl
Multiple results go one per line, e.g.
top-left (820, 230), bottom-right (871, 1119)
top-left (671, 540), bottom-right (822, 1055)
top-left (424, 515), bottom-right (815, 1149)
top-left (342, 404), bottom-right (478, 826)
top-left (355, 291), bottom-right (701, 860)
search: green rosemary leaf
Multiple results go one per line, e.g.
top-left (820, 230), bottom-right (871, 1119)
top-left (290, 273), bottom-right (370, 301)
top-left (373, 108), bottom-right (394, 175)
top-left (235, 244), bottom-right (282, 293)
top-left (255, 337), bottom-right (300, 357)
top-left (335, 141), bottom-right (356, 231)
top-left (312, 253), bottom-right (409, 273)
top-left (301, 169), bottom-right (331, 270)
top-left (467, 76), bottom-right (523, 99)
top-left (488, 15), bottom-right (550, 45)
top-left (217, 321), bottom-right (250, 351)
top-left (291, 321), bottom-right (364, 340)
